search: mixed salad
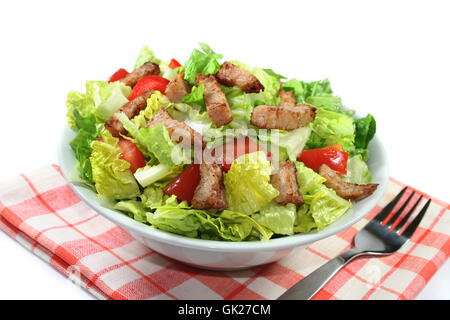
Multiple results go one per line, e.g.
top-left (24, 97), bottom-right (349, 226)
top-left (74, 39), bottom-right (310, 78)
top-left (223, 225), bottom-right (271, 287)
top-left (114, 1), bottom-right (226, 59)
top-left (66, 44), bottom-right (378, 241)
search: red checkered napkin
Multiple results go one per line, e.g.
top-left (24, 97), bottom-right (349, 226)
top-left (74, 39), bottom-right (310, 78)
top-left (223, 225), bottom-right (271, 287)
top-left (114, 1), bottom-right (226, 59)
top-left (0, 165), bottom-right (449, 300)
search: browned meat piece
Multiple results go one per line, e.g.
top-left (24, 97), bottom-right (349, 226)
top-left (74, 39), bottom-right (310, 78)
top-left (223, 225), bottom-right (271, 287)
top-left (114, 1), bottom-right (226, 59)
top-left (215, 61), bottom-right (264, 93)
top-left (191, 163), bottom-right (228, 211)
top-left (105, 90), bottom-right (155, 137)
top-left (119, 62), bottom-right (160, 87)
top-left (271, 161), bottom-right (304, 205)
top-left (318, 164), bottom-right (378, 201)
top-left (196, 73), bottom-right (233, 127)
top-left (250, 104), bottom-right (316, 130)
top-left (165, 72), bottom-right (191, 103)
top-left (279, 88), bottom-right (297, 107)
top-left (147, 108), bottom-right (204, 148)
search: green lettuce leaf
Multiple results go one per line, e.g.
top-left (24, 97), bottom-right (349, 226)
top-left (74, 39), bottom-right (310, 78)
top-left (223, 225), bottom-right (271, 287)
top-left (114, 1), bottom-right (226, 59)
top-left (132, 91), bottom-right (171, 129)
top-left (262, 68), bottom-right (286, 81)
top-left (303, 187), bottom-right (352, 231)
top-left (253, 203), bottom-right (297, 235)
top-left (90, 131), bottom-right (140, 199)
top-left (134, 164), bottom-right (184, 188)
top-left (182, 83), bottom-right (205, 105)
top-left (354, 113), bottom-right (376, 160)
top-left (159, 62), bottom-right (179, 81)
top-left (306, 96), bottom-right (347, 114)
top-left (116, 112), bottom-right (188, 166)
top-left (224, 151), bottom-right (279, 214)
top-left (230, 61), bottom-right (280, 105)
top-left (294, 205), bottom-right (317, 233)
top-left (114, 200), bottom-right (147, 223)
top-left (251, 67), bottom-right (280, 105)
top-left (66, 91), bottom-right (94, 128)
top-left (91, 81), bottom-right (131, 122)
top-left (276, 127), bottom-right (311, 162)
top-left (138, 125), bottom-right (187, 166)
top-left (222, 86), bottom-right (254, 123)
top-left (294, 162), bottom-right (352, 231)
top-left (68, 107), bottom-right (98, 186)
top-left (140, 185), bottom-right (169, 208)
top-left (307, 108), bottom-right (355, 151)
top-left (66, 81), bottom-right (131, 126)
top-left (295, 162), bottom-right (327, 195)
top-left (146, 196), bottom-right (271, 241)
top-left (69, 129), bottom-right (95, 186)
top-left (343, 155), bottom-right (372, 184)
top-left (282, 78), bottom-right (332, 103)
top-left (134, 45), bottom-right (162, 70)
top-left (282, 78), bottom-right (355, 115)
top-left (257, 127), bottom-right (311, 163)
top-left (183, 43), bottom-right (223, 85)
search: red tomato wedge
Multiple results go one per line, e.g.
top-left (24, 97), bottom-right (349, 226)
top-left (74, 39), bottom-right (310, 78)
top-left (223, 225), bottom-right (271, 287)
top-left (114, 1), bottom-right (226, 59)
top-left (168, 58), bottom-right (182, 69)
top-left (214, 137), bottom-right (272, 172)
top-left (164, 164), bottom-right (201, 204)
top-left (128, 76), bottom-right (170, 101)
top-left (297, 145), bottom-right (349, 175)
top-left (108, 68), bottom-right (129, 83)
top-left (117, 138), bottom-right (146, 173)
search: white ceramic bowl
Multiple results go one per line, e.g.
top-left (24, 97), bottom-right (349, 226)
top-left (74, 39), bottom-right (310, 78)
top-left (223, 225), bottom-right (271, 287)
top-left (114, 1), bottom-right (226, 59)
top-left (58, 125), bottom-right (389, 271)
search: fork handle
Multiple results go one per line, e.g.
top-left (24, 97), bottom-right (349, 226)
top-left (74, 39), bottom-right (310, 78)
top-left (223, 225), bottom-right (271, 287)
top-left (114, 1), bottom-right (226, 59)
top-left (278, 248), bottom-right (365, 300)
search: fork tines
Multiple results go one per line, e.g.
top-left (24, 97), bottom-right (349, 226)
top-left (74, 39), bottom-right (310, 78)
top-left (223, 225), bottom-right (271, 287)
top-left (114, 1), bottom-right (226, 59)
top-left (374, 187), bottom-right (431, 238)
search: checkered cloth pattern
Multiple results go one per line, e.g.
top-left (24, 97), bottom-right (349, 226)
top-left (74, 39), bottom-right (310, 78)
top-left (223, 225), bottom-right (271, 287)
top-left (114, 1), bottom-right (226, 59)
top-left (0, 164), bottom-right (448, 300)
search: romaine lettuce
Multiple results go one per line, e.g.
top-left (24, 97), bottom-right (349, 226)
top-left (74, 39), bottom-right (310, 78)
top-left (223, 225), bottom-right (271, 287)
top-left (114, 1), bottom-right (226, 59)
top-left (137, 125), bottom-right (187, 166)
top-left (295, 162), bottom-right (327, 195)
top-left (343, 155), bottom-right (372, 184)
top-left (134, 45), bottom-right (162, 70)
top-left (114, 200), bottom-right (147, 223)
top-left (353, 113), bottom-right (376, 161)
top-left (118, 113), bottom-right (189, 166)
top-left (230, 61), bottom-right (280, 105)
top-left (134, 164), bottom-right (184, 188)
top-left (277, 127), bottom-right (312, 162)
top-left (307, 108), bottom-right (355, 152)
top-left (183, 43), bottom-right (223, 85)
top-left (68, 107), bottom-right (98, 186)
top-left (182, 84), bottom-right (205, 105)
top-left (294, 205), bottom-right (317, 233)
top-left (304, 187), bottom-right (352, 231)
top-left (66, 91), bottom-right (94, 128)
top-left (146, 195), bottom-right (271, 241)
top-left (92, 81), bottom-right (131, 122)
top-left (295, 162), bottom-right (352, 231)
top-left (90, 131), bottom-right (140, 199)
top-left (224, 151), bottom-right (279, 214)
top-left (282, 78), bottom-right (332, 103)
top-left (66, 81), bottom-right (131, 126)
top-left (132, 91), bottom-right (171, 129)
top-left (253, 203), bottom-right (297, 235)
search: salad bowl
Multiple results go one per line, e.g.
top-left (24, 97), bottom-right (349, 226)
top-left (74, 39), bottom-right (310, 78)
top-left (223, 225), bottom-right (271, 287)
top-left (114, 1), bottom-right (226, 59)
top-left (58, 124), bottom-right (389, 271)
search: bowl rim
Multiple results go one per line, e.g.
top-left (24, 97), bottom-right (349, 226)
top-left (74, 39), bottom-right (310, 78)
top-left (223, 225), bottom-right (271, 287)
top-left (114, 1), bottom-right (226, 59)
top-left (58, 125), bottom-right (389, 253)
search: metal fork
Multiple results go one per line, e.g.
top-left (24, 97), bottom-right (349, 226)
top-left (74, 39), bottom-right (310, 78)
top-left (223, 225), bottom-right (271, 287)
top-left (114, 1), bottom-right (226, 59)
top-left (278, 187), bottom-right (431, 300)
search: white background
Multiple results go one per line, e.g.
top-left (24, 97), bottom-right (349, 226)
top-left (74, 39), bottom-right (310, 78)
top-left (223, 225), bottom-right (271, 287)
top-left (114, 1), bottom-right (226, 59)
top-left (0, 0), bottom-right (448, 299)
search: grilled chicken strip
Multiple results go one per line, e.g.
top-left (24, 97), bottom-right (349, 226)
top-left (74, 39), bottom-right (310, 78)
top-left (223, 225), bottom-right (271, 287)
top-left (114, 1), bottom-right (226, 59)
top-left (191, 163), bottom-right (228, 211)
top-left (318, 164), bottom-right (378, 201)
top-left (271, 161), bottom-right (304, 205)
top-left (105, 90), bottom-right (155, 137)
top-left (250, 104), bottom-right (316, 130)
top-left (215, 61), bottom-right (264, 93)
top-left (165, 72), bottom-right (191, 103)
top-left (279, 88), bottom-right (297, 107)
top-left (196, 73), bottom-right (233, 127)
top-left (147, 108), bottom-right (204, 148)
top-left (119, 62), bottom-right (160, 87)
